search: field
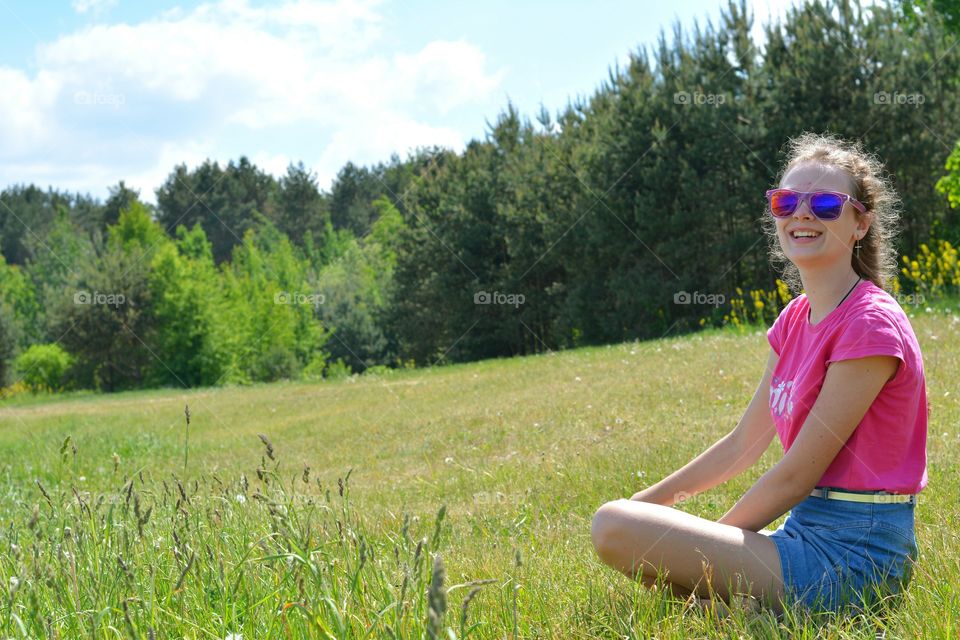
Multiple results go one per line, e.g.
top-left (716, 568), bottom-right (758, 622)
top-left (1, 311), bottom-right (958, 639)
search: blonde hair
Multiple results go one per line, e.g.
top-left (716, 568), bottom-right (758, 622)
top-left (762, 132), bottom-right (903, 293)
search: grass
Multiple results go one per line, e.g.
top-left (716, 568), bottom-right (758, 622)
top-left (0, 308), bottom-right (958, 638)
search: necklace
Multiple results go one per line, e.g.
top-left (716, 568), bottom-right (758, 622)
top-left (808, 275), bottom-right (861, 324)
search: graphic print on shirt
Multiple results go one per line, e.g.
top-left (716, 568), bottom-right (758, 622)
top-left (769, 374), bottom-right (794, 418)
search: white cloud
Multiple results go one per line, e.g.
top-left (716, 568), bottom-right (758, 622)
top-left (0, 0), bottom-right (504, 201)
top-left (313, 112), bottom-right (464, 190)
top-left (72, 0), bottom-right (117, 14)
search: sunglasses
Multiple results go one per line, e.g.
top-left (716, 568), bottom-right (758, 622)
top-left (765, 189), bottom-right (866, 221)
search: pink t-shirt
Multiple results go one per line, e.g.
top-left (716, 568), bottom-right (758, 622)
top-left (766, 278), bottom-right (928, 494)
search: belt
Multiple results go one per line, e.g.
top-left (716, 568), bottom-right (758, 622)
top-left (809, 486), bottom-right (917, 504)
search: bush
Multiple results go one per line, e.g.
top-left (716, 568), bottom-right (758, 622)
top-left (254, 345), bottom-right (299, 382)
top-left (13, 344), bottom-right (73, 392)
top-left (323, 358), bottom-right (352, 381)
top-left (362, 364), bottom-right (393, 377)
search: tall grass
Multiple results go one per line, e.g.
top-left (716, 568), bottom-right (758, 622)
top-left (0, 306), bottom-right (957, 637)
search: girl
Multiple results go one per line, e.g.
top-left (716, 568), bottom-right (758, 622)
top-left (590, 132), bottom-right (927, 615)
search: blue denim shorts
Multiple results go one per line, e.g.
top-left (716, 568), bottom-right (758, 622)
top-left (765, 489), bottom-right (919, 612)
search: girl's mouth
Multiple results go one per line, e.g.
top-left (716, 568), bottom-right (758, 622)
top-left (789, 230), bottom-right (822, 244)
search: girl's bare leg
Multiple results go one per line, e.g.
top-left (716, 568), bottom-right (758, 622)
top-left (591, 499), bottom-right (786, 614)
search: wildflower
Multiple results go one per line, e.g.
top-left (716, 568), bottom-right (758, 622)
top-left (235, 494), bottom-right (247, 504)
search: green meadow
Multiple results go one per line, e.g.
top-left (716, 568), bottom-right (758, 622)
top-left (1, 308), bottom-right (957, 639)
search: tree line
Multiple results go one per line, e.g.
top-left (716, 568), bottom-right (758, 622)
top-left (2, 0), bottom-right (959, 393)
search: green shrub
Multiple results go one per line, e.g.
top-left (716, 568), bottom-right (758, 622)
top-left (323, 358), bottom-right (352, 380)
top-left (13, 344), bottom-right (73, 392)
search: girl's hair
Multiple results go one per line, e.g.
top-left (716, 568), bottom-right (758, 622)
top-left (762, 132), bottom-right (903, 294)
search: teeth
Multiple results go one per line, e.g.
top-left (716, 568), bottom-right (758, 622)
top-left (792, 231), bottom-right (821, 238)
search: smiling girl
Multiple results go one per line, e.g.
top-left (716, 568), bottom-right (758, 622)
top-left (590, 132), bottom-right (927, 615)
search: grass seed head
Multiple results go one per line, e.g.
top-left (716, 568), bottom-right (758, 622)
top-left (258, 434), bottom-right (275, 461)
top-left (426, 553), bottom-right (447, 640)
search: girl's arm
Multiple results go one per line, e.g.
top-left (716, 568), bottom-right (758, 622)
top-left (630, 348), bottom-right (779, 506)
top-left (717, 354), bottom-right (899, 532)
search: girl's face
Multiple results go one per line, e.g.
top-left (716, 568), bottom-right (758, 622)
top-left (775, 161), bottom-right (869, 269)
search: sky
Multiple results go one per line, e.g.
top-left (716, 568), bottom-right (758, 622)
top-left (0, 0), bottom-right (801, 202)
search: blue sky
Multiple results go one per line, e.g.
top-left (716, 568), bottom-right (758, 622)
top-left (0, 0), bottom-right (799, 201)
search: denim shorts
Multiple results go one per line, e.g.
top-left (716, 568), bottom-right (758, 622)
top-left (765, 488), bottom-right (919, 612)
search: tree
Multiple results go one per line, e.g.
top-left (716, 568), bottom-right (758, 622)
top-left (315, 197), bottom-right (406, 371)
top-left (220, 223), bottom-right (329, 383)
top-left (155, 157), bottom-right (278, 263)
top-left (273, 162), bottom-right (331, 243)
top-left (23, 208), bottom-right (95, 343)
top-left (101, 181), bottom-right (143, 228)
top-left (147, 223), bottom-right (230, 387)
top-left (0, 302), bottom-right (19, 387)
top-left (48, 244), bottom-right (153, 391)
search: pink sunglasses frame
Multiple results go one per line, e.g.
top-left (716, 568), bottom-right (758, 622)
top-left (765, 188), bottom-right (867, 220)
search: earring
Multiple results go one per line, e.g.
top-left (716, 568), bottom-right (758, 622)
top-left (855, 237), bottom-right (862, 258)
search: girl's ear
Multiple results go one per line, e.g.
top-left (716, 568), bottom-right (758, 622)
top-left (857, 211), bottom-right (873, 238)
